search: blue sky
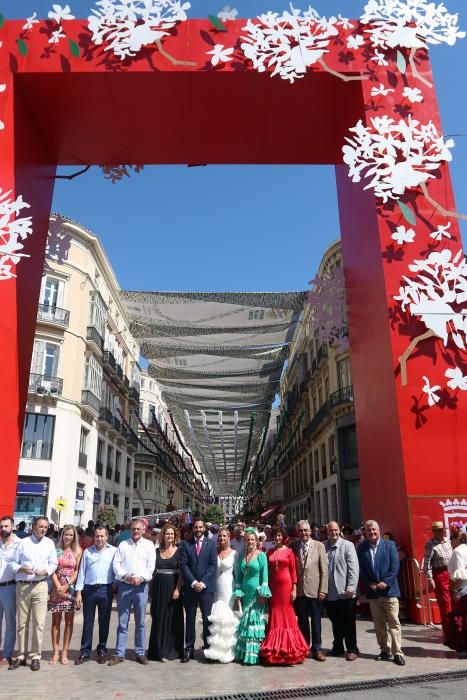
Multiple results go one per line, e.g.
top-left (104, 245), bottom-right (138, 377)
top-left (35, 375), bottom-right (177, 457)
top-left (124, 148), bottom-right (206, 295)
top-left (3, 1), bottom-right (467, 292)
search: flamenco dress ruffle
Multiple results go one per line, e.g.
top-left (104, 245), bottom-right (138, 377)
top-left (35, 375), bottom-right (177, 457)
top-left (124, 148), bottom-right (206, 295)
top-left (260, 626), bottom-right (309, 665)
top-left (234, 585), bottom-right (271, 665)
top-left (204, 600), bottom-right (239, 663)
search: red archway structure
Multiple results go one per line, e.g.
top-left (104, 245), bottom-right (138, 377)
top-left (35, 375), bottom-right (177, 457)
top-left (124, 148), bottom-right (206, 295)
top-left (1, 12), bottom-right (466, 561)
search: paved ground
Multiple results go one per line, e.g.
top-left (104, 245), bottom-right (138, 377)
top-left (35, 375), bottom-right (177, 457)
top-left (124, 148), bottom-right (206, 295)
top-left (0, 605), bottom-right (465, 700)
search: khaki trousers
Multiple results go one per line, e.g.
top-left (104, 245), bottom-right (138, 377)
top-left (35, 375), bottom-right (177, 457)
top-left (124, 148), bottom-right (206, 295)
top-left (16, 581), bottom-right (49, 661)
top-left (369, 597), bottom-right (403, 656)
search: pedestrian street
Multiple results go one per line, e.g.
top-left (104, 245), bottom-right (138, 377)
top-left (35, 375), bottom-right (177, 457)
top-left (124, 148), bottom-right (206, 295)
top-left (0, 610), bottom-right (465, 700)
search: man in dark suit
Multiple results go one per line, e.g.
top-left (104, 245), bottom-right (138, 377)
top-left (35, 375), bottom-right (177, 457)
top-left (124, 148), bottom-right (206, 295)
top-left (358, 519), bottom-right (405, 666)
top-left (179, 517), bottom-right (217, 662)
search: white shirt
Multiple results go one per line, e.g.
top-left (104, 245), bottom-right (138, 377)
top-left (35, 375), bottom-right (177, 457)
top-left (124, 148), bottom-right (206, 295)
top-left (113, 536), bottom-right (156, 582)
top-left (11, 534), bottom-right (58, 582)
top-left (0, 535), bottom-right (21, 583)
top-left (370, 538), bottom-right (381, 566)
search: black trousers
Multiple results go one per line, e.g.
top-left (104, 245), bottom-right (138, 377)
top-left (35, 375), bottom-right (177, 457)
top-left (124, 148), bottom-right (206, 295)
top-left (183, 589), bottom-right (213, 651)
top-left (294, 595), bottom-right (322, 651)
top-left (80, 583), bottom-right (113, 655)
top-left (324, 598), bottom-right (359, 654)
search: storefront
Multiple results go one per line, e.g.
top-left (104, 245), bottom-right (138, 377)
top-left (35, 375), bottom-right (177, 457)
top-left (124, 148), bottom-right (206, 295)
top-left (14, 480), bottom-right (48, 530)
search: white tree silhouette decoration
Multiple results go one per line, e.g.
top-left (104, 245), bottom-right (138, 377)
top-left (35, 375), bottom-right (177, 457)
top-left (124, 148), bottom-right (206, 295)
top-left (88, 0), bottom-right (193, 63)
top-left (361, 0), bottom-right (465, 87)
top-left (241, 6), bottom-right (367, 84)
top-left (393, 248), bottom-right (467, 386)
top-left (308, 265), bottom-right (349, 353)
top-left (0, 190), bottom-right (33, 281)
top-left (343, 116), bottom-right (466, 220)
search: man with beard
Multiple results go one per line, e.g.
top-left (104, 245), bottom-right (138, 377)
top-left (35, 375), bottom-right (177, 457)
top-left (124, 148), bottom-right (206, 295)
top-left (0, 517), bottom-right (21, 667)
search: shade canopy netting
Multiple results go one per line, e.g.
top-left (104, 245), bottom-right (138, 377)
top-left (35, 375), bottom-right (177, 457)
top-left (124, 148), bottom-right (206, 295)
top-left (121, 291), bottom-right (306, 495)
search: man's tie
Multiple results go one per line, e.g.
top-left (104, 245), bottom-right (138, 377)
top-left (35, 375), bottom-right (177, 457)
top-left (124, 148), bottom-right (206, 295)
top-left (196, 538), bottom-right (202, 556)
top-left (301, 542), bottom-right (308, 565)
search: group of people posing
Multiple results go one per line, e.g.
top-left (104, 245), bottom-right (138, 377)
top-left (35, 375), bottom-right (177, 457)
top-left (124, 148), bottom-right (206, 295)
top-left (0, 513), bottom-right (466, 672)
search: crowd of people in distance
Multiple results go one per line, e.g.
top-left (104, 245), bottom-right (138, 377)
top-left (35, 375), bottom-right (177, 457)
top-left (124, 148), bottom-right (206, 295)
top-left (0, 513), bottom-right (466, 673)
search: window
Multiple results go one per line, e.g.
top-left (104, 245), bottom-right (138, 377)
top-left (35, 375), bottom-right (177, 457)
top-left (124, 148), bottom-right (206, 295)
top-left (331, 484), bottom-right (338, 522)
top-left (21, 413), bottom-right (55, 460)
top-left (83, 355), bottom-right (102, 398)
top-left (141, 378), bottom-right (146, 389)
top-left (96, 438), bottom-right (104, 475)
top-left (125, 458), bottom-right (131, 488)
top-left (115, 451), bottom-right (121, 483)
top-left (314, 449), bottom-right (319, 484)
top-left (134, 471), bottom-right (141, 490)
top-left (323, 488), bottom-right (329, 524)
top-left (315, 491), bottom-right (321, 525)
top-left (148, 403), bottom-right (155, 423)
top-left (144, 471), bottom-right (152, 491)
top-left (338, 358), bottom-right (352, 390)
top-left (113, 493), bottom-right (119, 508)
top-left (329, 435), bottom-right (336, 473)
top-left (321, 443), bottom-right (327, 479)
top-left (40, 276), bottom-right (64, 308)
top-left (89, 292), bottom-right (106, 337)
top-left (31, 340), bottom-right (60, 378)
top-left (79, 427), bottom-right (89, 469)
top-left (106, 445), bottom-right (113, 480)
top-left (342, 427), bottom-right (359, 469)
top-left (248, 309), bottom-right (265, 320)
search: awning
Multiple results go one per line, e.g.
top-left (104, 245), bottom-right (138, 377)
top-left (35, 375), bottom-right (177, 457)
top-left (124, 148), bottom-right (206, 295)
top-left (261, 504), bottom-right (280, 519)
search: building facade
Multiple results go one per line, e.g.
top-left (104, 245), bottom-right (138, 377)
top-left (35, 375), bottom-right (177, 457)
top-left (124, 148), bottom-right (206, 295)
top-left (16, 214), bottom-right (141, 527)
top-left (262, 240), bottom-right (361, 528)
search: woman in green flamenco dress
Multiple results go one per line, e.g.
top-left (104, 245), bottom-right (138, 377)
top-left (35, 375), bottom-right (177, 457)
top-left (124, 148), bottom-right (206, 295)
top-left (234, 528), bottom-right (271, 664)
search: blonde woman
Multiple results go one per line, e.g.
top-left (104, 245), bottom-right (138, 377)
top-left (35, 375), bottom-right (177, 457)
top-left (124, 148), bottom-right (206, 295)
top-left (204, 527), bottom-right (239, 663)
top-left (148, 524), bottom-right (183, 662)
top-left (48, 525), bottom-right (82, 664)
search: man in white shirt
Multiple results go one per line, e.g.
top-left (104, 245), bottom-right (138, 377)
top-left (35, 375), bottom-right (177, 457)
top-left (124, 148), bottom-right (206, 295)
top-left (108, 519), bottom-right (155, 666)
top-left (0, 516), bottom-right (21, 667)
top-left (10, 515), bottom-right (58, 671)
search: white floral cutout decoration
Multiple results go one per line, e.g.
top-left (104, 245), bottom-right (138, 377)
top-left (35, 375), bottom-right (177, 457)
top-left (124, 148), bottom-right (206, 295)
top-left (88, 0), bottom-right (191, 61)
top-left (361, 0), bottom-right (465, 86)
top-left (241, 5), bottom-right (366, 84)
top-left (394, 249), bottom-right (467, 386)
top-left (307, 265), bottom-right (348, 353)
top-left (343, 116), bottom-right (454, 205)
top-left (0, 190), bottom-right (33, 281)
top-left (48, 4), bottom-right (75, 45)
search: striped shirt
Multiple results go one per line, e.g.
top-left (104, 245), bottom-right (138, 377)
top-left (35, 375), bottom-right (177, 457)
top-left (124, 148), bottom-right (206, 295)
top-left (423, 537), bottom-right (452, 578)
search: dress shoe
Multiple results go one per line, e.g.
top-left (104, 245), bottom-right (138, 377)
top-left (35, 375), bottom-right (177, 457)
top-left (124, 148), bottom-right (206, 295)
top-left (345, 652), bottom-right (358, 661)
top-left (393, 654), bottom-right (406, 666)
top-left (181, 650), bottom-right (194, 663)
top-left (74, 654), bottom-right (90, 665)
top-left (107, 656), bottom-right (124, 666)
top-left (9, 658), bottom-right (26, 670)
top-left (136, 655), bottom-right (148, 665)
top-left (312, 650), bottom-right (326, 662)
top-left (376, 651), bottom-right (392, 661)
top-left (97, 651), bottom-right (107, 664)
top-left (30, 659), bottom-right (40, 671)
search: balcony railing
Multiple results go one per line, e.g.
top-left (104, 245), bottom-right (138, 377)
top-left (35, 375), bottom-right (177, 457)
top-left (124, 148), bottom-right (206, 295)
top-left (103, 350), bottom-right (116, 371)
top-left (86, 325), bottom-right (104, 352)
top-left (81, 390), bottom-right (100, 414)
top-left (113, 415), bottom-right (122, 433)
top-left (37, 303), bottom-right (70, 327)
top-left (305, 401), bottom-right (330, 438)
top-left (28, 373), bottom-right (63, 397)
top-left (129, 386), bottom-right (140, 402)
top-left (98, 406), bottom-right (113, 425)
top-left (78, 452), bottom-right (87, 468)
top-left (127, 432), bottom-right (138, 448)
top-left (330, 385), bottom-right (354, 408)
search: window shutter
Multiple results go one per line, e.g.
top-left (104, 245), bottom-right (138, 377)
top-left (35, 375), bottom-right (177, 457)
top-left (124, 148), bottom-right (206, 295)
top-left (31, 340), bottom-right (45, 374)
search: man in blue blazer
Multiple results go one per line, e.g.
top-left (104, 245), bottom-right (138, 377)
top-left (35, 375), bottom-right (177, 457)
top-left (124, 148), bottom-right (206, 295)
top-left (179, 517), bottom-right (217, 662)
top-left (358, 520), bottom-right (405, 666)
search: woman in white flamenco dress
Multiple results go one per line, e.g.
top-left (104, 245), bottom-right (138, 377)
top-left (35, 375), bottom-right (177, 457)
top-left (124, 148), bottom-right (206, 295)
top-left (204, 528), bottom-right (239, 663)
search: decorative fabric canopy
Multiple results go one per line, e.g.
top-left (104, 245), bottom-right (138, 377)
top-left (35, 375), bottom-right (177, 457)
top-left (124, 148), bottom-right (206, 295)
top-left (122, 290), bottom-right (306, 494)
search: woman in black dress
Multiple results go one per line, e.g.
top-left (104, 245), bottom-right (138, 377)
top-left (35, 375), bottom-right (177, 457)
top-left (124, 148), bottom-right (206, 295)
top-left (148, 524), bottom-right (184, 662)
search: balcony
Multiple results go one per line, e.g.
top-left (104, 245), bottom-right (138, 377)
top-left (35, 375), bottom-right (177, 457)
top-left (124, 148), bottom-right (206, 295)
top-left (103, 350), bottom-right (116, 372)
top-left (129, 386), bottom-right (140, 403)
top-left (113, 415), bottom-right (122, 433)
top-left (78, 452), bottom-right (87, 469)
top-left (96, 460), bottom-right (103, 476)
top-left (127, 432), bottom-right (138, 448)
top-left (98, 406), bottom-right (113, 426)
top-left (305, 402), bottom-right (330, 438)
top-left (86, 325), bottom-right (104, 352)
top-left (330, 385), bottom-right (354, 409)
top-left (121, 425), bottom-right (129, 440)
top-left (81, 390), bottom-right (100, 414)
top-left (116, 364), bottom-right (124, 381)
top-left (37, 303), bottom-right (70, 328)
top-left (28, 373), bottom-right (63, 397)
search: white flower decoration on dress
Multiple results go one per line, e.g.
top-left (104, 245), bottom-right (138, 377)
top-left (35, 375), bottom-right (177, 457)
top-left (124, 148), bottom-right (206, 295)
top-left (445, 367), bottom-right (467, 391)
top-left (88, 0), bottom-right (191, 60)
top-left (0, 189), bottom-right (33, 282)
top-left (207, 44), bottom-right (234, 66)
top-left (48, 4), bottom-right (75, 23)
top-left (347, 34), bottom-right (364, 50)
top-left (337, 15), bottom-right (354, 30)
top-left (217, 6), bottom-right (238, 22)
top-left (23, 13), bottom-right (39, 31)
top-left (392, 225), bottom-right (415, 244)
top-left (361, 0), bottom-right (465, 51)
top-left (49, 27), bottom-right (67, 44)
top-left (403, 86), bottom-right (424, 103)
top-left (343, 116), bottom-right (454, 203)
top-left (241, 5), bottom-right (342, 84)
top-left (371, 49), bottom-right (389, 65)
top-left (422, 376), bottom-right (441, 406)
top-left (370, 83), bottom-right (395, 96)
top-left (430, 222), bottom-right (452, 240)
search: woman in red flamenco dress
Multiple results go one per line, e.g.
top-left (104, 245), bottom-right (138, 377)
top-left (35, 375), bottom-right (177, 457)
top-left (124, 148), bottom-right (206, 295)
top-left (260, 526), bottom-right (308, 665)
